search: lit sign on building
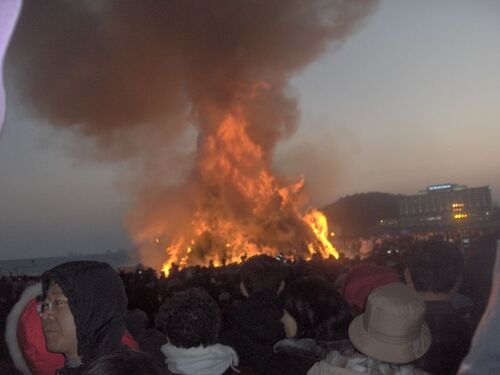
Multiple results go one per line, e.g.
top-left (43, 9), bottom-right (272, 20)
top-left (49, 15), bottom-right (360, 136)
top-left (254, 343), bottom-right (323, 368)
top-left (427, 184), bottom-right (453, 192)
top-left (392, 183), bottom-right (492, 229)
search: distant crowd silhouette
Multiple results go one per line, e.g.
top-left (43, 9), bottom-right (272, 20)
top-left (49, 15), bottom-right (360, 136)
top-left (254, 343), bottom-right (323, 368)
top-left (1, 228), bottom-right (500, 375)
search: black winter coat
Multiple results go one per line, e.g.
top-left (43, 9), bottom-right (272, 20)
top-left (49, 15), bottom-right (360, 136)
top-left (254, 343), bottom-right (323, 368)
top-left (266, 338), bottom-right (353, 375)
top-left (220, 292), bottom-right (284, 375)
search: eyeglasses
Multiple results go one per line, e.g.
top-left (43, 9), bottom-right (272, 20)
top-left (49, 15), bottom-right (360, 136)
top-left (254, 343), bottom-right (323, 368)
top-left (37, 299), bottom-right (69, 316)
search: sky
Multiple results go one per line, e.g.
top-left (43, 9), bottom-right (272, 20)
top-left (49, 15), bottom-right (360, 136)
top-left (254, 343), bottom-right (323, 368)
top-left (0, 0), bottom-right (499, 260)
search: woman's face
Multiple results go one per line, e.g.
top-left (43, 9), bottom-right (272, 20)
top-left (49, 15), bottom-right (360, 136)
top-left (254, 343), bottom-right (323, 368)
top-left (281, 309), bottom-right (298, 338)
top-left (40, 282), bottom-right (79, 361)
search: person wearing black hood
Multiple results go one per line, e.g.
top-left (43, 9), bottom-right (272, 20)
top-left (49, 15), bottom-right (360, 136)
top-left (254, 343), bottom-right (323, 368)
top-left (219, 255), bottom-right (286, 374)
top-left (39, 261), bottom-right (128, 374)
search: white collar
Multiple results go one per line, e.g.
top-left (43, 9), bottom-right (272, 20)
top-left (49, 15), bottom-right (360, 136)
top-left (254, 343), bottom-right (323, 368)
top-left (161, 343), bottom-right (239, 375)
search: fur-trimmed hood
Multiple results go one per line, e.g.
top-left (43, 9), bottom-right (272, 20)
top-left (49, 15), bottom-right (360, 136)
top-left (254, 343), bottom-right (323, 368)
top-left (5, 282), bottom-right (65, 375)
top-left (5, 282), bottom-right (41, 375)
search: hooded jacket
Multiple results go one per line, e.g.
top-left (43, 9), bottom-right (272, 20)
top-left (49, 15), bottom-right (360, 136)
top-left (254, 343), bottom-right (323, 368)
top-left (5, 282), bottom-right (63, 375)
top-left (41, 261), bottom-right (128, 374)
top-left (5, 281), bottom-right (138, 375)
top-left (220, 291), bottom-right (284, 374)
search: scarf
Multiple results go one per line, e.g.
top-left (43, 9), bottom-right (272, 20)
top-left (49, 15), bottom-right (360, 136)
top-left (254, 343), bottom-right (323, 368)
top-left (161, 343), bottom-right (239, 375)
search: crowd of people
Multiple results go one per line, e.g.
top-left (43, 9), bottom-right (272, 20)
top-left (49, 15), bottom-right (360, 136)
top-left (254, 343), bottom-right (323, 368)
top-left (2, 4), bottom-right (500, 375)
top-left (0, 230), bottom-right (499, 374)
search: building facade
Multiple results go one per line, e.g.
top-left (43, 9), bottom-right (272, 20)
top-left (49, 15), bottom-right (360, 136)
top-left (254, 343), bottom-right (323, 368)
top-left (380, 183), bottom-right (492, 230)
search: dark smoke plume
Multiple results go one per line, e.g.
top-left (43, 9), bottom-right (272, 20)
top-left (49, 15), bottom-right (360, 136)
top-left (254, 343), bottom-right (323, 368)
top-left (10, 0), bottom-right (377, 158)
top-left (8, 0), bottom-right (378, 267)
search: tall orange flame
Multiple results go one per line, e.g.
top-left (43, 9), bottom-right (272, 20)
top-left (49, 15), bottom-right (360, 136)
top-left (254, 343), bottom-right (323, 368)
top-left (151, 107), bottom-right (337, 276)
top-left (303, 209), bottom-right (339, 259)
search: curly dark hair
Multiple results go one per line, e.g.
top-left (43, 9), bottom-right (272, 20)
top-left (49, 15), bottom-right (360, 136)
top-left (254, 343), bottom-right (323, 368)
top-left (405, 239), bottom-right (464, 294)
top-left (240, 255), bottom-right (284, 296)
top-left (282, 276), bottom-right (352, 341)
top-left (156, 288), bottom-right (220, 348)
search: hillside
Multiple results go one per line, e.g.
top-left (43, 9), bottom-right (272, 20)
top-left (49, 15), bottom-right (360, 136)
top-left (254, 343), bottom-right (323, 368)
top-left (322, 192), bottom-right (400, 237)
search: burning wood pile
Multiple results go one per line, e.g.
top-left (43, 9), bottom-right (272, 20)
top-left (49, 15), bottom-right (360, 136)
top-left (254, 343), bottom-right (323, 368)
top-left (151, 108), bottom-right (340, 274)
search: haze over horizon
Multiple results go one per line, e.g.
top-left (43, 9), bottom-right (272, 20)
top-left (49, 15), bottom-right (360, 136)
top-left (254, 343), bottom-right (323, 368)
top-left (1, 0), bottom-right (499, 260)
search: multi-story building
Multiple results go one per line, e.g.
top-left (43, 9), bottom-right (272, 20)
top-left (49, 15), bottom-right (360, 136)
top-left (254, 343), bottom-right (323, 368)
top-left (380, 183), bottom-right (492, 230)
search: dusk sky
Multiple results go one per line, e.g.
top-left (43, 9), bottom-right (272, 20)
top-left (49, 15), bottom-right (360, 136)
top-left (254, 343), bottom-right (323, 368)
top-left (1, 0), bottom-right (499, 260)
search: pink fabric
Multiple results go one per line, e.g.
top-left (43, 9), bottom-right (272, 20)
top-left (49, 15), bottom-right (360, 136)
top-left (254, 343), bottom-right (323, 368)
top-left (17, 298), bottom-right (64, 375)
top-left (343, 263), bottom-right (400, 314)
top-left (0, 0), bottom-right (22, 130)
top-left (123, 329), bottom-right (140, 351)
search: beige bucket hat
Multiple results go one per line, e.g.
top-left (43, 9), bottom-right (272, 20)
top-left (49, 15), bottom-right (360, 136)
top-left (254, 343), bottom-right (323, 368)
top-left (348, 282), bottom-right (431, 364)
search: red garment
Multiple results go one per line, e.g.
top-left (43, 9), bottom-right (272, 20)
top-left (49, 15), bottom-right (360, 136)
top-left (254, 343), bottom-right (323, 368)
top-left (17, 298), bottom-right (64, 375)
top-left (342, 263), bottom-right (400, 314)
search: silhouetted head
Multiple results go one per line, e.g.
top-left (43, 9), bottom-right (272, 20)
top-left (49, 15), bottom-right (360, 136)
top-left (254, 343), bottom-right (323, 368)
top-left (404, 239), bottom-right (464, 294)
top-left (281, 276), bottom-right (352, 340)
top-left (240, 255), bottom-right (285, 297)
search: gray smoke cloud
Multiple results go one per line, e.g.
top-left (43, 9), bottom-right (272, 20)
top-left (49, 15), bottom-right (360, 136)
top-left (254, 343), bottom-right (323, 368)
top-left (10, 0), bottom-right (377, 159)
top-left (8, 0), bottom-right (379, 267)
